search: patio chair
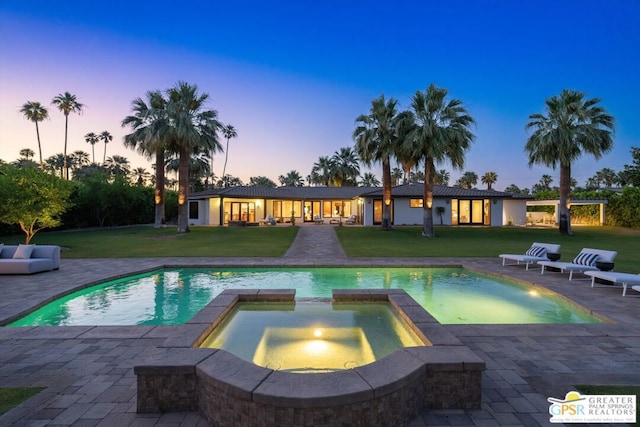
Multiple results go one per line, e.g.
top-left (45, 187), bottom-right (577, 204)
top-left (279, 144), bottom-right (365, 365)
top-left (345, 215), bottom-right (357, 225)
top-left (313, 215), bottom-right (324, 225)
top-left (537, 248), bottom-right (617, 280)
top-left (584, 271), bottom-right (640, 296)
top-left (498, 242), bottom-right (561, 270)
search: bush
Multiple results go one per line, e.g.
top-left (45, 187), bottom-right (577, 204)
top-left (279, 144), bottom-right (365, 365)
top-left (607, 187), bottom-right (640, 229)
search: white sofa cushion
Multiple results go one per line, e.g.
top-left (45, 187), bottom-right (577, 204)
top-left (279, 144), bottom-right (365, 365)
top-left (13, 244), bottom-right (35, 259)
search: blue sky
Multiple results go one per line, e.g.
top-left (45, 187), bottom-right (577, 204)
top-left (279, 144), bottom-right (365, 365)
top-left (1, 1), bottom-right (638, 190)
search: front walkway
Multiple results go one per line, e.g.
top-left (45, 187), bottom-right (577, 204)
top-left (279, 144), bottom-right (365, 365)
top-left (0, 226), bottom-right (639, 426)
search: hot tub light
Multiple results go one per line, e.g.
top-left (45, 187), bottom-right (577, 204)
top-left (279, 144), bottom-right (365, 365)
top-left (313, 329), bottom-right (323, 338)
top-left (529, 290), bottom-right (539, 297)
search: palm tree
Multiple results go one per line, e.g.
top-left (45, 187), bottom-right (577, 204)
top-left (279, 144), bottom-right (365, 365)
top-left (311, 156), bottom-right (334, 186)
top-left (99, 131), bottom-right (113, 164)
top-left (165, 82), bottom-right (222, 233)
top-left (51, 92), bottom-right (84, 179)
top-left (434, 169), bottom-right (450, 186)
top-left (331, 147), bottom-right (360, 186)
top-left (525, 89), bottom-right (614, 235)
top-left (104, 155), bottom-right (130, 178)
top-left (455, 171), bottom-right (478, 189)
top-left (132, 167), bottom-right (150, 186)
top-left (84, 132), bottom-right (99, 163)
top-left (391, 167), bottom-right (403, 185)
top-left (71, 150), bottom-right (90, 172)
top-left (354, 94), bottom-right (402, 230)
top-left (45, 153), bottom-right (66, 178)
top-left (20, 101), bottom-right (49, 170)
top-left (402, 84), bottom-right (475, 237)
top-left (220, 124), bottom-right (237, 185)
top-left (278, 170), bottom-right (304, 186)
top-left (19, 148), bottom-right (35, 160)
top-left (248, 176), bottom-right (277, 187)
top-left (481, 171), bottom-right (498, 190)
top-left (122, 90), bottom-right (170, 228)
top-left (359, 172), bottom-right (380, 187)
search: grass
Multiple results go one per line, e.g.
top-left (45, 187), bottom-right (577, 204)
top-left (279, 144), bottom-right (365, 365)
top-left (3, 225), bottom-right (299, 258)
top-left (0, 387), bottom-right (45, 415)
top-left (575, 385), bottom-right (639, 427)
top-left (335, 226), bottom-right (639, 272)
top-left (2, 225), bottom-right (638, 271)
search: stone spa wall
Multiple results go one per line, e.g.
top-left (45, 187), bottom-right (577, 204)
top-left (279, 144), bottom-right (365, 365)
top-left (135, 289), bottom-right (485, 426)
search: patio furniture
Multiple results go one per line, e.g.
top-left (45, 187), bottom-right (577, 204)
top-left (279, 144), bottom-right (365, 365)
top-left (498, 242), bottom-right (561, 270)
top-left (584, 271), bottom-right (640, 296)
top-left (345, 215), bottom-right (357, 225)
top-left (0, 244), bottom-right (61, 274)
top-left (537, 248), bottom-right (617, 280)
top-left (313, 215), bottom-right (324, 225)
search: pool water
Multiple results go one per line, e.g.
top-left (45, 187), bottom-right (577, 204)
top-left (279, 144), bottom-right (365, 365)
top-left (9, 267), bottom-right (601, 326)
top-left (199, 301), bottom-right (424, 372)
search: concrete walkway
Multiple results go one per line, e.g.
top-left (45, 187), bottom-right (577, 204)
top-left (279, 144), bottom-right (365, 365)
top-left (0, 226), bottom-right (639, 426)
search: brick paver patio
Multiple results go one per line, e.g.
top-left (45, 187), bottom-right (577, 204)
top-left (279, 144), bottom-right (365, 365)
top-left (1, 226), bottom-right (638, 426)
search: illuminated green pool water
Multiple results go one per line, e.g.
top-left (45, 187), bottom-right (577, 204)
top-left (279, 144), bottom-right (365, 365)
top-left (9, 267), bottom-right (601, 326)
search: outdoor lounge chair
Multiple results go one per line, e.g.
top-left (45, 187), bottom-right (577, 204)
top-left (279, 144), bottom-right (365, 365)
top-left (537, 248), bottom-right (617, 280)
top-left (345, 215), bottom-right (357, 225)
top-left (499, 242), bottom-right (561, 270)
top-left (313, 215), bottom-right (324, 225)
top-left (584, 271), bottom-right (640, 296)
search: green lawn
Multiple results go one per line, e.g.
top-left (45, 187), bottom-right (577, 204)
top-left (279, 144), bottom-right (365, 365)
top-left (335, 226), bottom-right (639, 272)
top-left (0, 387), bottom-right (45, 415)
top-left (3, 226), bottom-right (299, 258)
top-left (2, 225), bottom-right (638, 272)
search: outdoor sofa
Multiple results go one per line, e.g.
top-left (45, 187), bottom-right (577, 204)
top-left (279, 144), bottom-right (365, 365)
top-left (0, 244), bottom-right (61, 274)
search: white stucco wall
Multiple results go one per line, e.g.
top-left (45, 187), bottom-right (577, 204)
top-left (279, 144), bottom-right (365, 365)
top-left (502, 199), bottom-right (528, 226)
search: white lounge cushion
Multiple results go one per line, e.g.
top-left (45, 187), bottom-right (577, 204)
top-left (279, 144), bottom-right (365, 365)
top-left (13, 244), bottom-right (35, 259)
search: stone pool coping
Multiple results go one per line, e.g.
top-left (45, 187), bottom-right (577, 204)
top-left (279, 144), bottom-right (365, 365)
top-left (134, 289), bottom-right (485, 426)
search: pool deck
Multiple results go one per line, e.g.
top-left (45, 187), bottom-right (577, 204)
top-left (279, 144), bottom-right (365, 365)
top-left (1, 226), bottom-right (639, 426)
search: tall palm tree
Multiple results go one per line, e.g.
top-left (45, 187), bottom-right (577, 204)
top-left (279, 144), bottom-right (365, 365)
top-left (52, 92), bottom-right (84, 179)
top-left (165, 82), bottom-right (222, 233)
top-left (19, 148), bottom-right (35, 160)
top-left (45, 153), bottom-right (66, 178)
top-left (84, 132), bottom-right (99, 163)
top-left (122, 90), bottom-right (170, 228)
top-left (526, 89), bottom-right (614, 235)
top-left (220, 124), bottom-right (237, 185)
top-left (71, 150), bottom-right (90, 170)
top-left (354, 94), bottom-right (402, 230)
top-left (402, 84), bottom-right (475, 237)
top-left (481, 171), bottom-right (498, 190)
top-left (331, 147), bottom-right (360, 186)
top-left (20, 101), bottom-right (49, 170)
top-left (99, 131), bottom-right (113, 164)
top-left (311, 156), bottom-right (334, 186)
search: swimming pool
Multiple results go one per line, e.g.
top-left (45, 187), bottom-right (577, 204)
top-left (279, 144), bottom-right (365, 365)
top-left (9, 267), bottom-right (601, 326)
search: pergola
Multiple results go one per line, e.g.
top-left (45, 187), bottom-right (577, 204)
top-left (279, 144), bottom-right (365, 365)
top-left (526, 199), bottom-right (608, 225)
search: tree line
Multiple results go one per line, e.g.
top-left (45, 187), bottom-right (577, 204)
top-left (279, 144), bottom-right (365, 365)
top-left (5, 82), bottom-right (635, 240)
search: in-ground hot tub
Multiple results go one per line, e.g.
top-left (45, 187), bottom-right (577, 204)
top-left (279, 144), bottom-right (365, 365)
top-left (199, 299), bottom-right (425, 372)
top-left (135, 289), bottom-right (485, 426)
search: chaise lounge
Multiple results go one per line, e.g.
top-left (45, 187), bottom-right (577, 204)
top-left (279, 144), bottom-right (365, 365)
top-left (0, 244), bottom-right (61, 275)
top-left (499, 242), bottom-right (561, 271)
top-left (537, 248), bottom-right (617, 280)
top-left (584, 271), bottom-right (640, 297)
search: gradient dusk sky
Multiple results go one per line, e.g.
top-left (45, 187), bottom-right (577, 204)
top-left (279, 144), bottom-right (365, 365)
top-left (1, 1), bottom-right (638, 190)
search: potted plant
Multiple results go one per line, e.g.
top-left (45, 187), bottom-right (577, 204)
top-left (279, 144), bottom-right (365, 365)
top-left (436, 206), bottom-right (445, 225)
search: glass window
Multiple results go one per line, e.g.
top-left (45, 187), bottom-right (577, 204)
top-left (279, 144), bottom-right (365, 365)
top-left (189, 201), bottom-right (199, 219)
top-left (472, 200), bottom-right (483, 224)
top-left (459, 200), bottom-right (470, 223)
top-left (484, 199), bottom-right (491, 225)
top-left (451, 199), bottom-right (458, 225)
top-left (410, 199), bottom-right (423, 208)
top-left (323, 201), bottom-right (332, 217)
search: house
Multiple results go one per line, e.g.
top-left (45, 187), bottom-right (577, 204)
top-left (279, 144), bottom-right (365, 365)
top-left (188, 183), bottom-right (531, 227)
